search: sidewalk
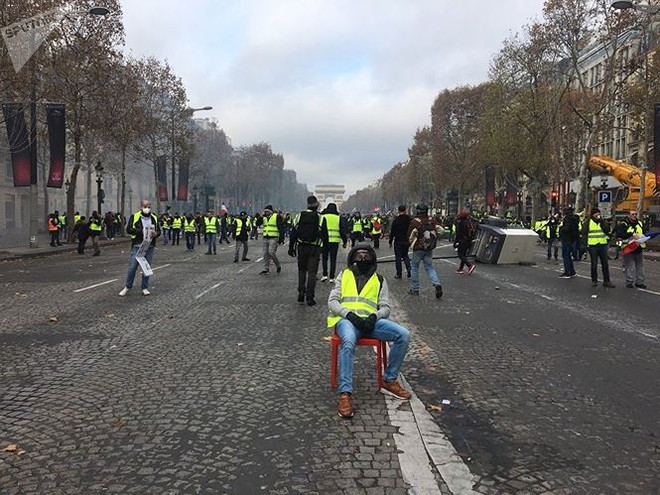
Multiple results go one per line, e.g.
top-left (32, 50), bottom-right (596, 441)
top-left (0, 235), bottom-right (125, 261)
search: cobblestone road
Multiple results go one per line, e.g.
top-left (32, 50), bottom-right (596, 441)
top-left (0, 238), bottom-right (659, 493)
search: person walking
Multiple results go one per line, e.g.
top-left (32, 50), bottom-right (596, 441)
top-left (320, 202), bottom-right (346, 283)
top-left (88, 211), bottom-right (103, 256)
top-left (454, 210), bottom-right (476, 274)
top-left (260, 205), bottom-right (284, 274)
top-left (615, 209), bottom-right (646, 289)
top-left (289, 195), bottom-right (326, 306)
top-left (370, 211), bottom-right (382, 249)
top-left (233, 211), bottom-right (251, 262)
top-left (219, 213), bottom-right (231, 244)
top-left (558, 206), bottom-right (580, 278)
top-left (388, 205), bottom-right (412, 279)
top-left (350, 212), bottom-right (364, 248)
top-left (48, 213), bottom-right (61, 247)
top-left (328, 244), bottom-right (412, 419)
top-left (545, 214), bottom-right (560, 260)
top-left (171, 213), bottom-right (182, 245)
top-left (204, 211), bottom-right (220, 255)
top-left (119, 200), bottom-right (161, 296)
top-left (184, 213), bottom-right (196, 252)
top-left (582, 207), bottom-right (615, 288)
top-left (407, 204), bottom-right (444, 298)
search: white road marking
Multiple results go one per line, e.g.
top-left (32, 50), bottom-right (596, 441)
top-left (256, 257), bottom-right (264, 263)
top-left (386, 375), bottom-right (477, 494)
top-left (195, 282), bottom-right (223, 300)
top-left (151, 263), bottom-right (172, 271)
top-left (74, 279), bottom-right (119, 293)
top-left (638, 288), bottom-right (660, 296)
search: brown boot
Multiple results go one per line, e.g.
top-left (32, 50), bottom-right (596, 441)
top-left (337, 393), bottom-right (354, 418)
top-left (380, 380), bottom-right (412, 400)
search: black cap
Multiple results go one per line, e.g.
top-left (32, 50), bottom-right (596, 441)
top-left (307, 195), bottom-right (319, 208)
top-left (415, 203), bottom-right (428, 213)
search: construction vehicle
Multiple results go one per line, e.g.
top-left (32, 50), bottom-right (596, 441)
top-left (588, 155), bottom-right (660, 214)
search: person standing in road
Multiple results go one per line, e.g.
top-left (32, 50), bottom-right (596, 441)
top-left (349, 212), bottom-right (364, 248)
top-left (407, 204), bottom-right (444, 298)
top-left (119, 200), bottom-right (161, 296)
top-left (204, 210), bottom-right (220, 255)
top-left (48, 213), bottom-right (61, 247)
top-left (370, 211), bottom-right (382, 249)
top-left (558, 206), bottom-right (580, 278)
top-left (454, 210), bottom-right (476, 274)
top-left (582, 207), bottom-right (615, 288)
top-left (388, 205), bottom-right (412, 279)
top-left (328, 244), bottom-right (412, 419)
top-left (545, 214), bottom-right (560, 260)
top-left (233, 210), bottom-right (251, 262)
top-left (73, 216), bottom-right (89, 254)
top-left (320, 202), bottom-right (346, 283)
top-left (88, 211), bottom-right (103, 256)
top-left (184, 213), bottom-right (196, 252)
top-left (289, 195), bottom-right (326, 306)
top-left (219, 212), bottom-right (231, 244)
top-left (171, 213), bottom-right (182, 246)
top-left (260, 205), bottom-right (284, 274)
top-left (615, 209), bottom-right (647, 289)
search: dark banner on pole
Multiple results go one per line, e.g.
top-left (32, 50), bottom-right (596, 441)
top-left (2, 103), bottom-right (32, 186)
top-left (654, 103), bottom-right (660, 194)
top-left (505, 171), bottom-right (517, 206)
top-left (156, 155), bottom-right (168, 201)
top-left (485, 165), bottom-right (496, 206)
top-left (177, 158), bottom-right (189, 201)
top-left (46, 103), bottom-right (65, 188)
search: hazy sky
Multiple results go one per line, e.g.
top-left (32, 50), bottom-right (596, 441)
top-left (121, 0), bottom-right (546, 197)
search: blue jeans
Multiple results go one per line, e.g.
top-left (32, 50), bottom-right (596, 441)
top-left (561, 240), bottom-right (576, 275)
top-left (206, 233), bottom-right (217, 253)
top-left (125, 244), bottom-right (155, 290)
top-left (336, 318), bottom-right (411, 394)
top-left (186, 232), bottom-right (196, 250)
top-left (410, 250), bottom-right (440, 291)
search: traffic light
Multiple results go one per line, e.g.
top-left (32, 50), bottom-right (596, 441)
top-left (550, 189), bottom-right (558, 207)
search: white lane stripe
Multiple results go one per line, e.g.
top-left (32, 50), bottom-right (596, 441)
top-left (74, 279), bottom-right (119, 293)
top-left (151, 263), bottom-right (171, 271)
top-left (638, 288), bottom-right (660, 296)
top-left (256, 257), bottom-right (264, 263)
top-left (195, 282), bottom-right (223, 300)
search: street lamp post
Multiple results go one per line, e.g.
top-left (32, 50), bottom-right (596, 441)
top-left (95, 161), bottom-right (104, 215)
top-left (192, 185), bottom-right (199, 212)
top-left (128, 186), bottom-right (133, 213)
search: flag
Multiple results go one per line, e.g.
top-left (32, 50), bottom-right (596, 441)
top-left (485, 165), bottom-right (496, 206)
top-left (156, 155), bottom-right (168, 201)
top-left (177, 158), bottom-right (189, 201)
top-left (621, 232), bottom-right (660, 255)
top-left (46, 103), bottom-right (65, 188)
top-left (2, 103), bottom-right (32, 186)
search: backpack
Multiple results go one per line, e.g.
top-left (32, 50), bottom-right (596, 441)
top-left (417, 218), bottom-right (438, 250)
top-left (465, 219), bottom-right (477, 241)
top-left (296, 211), bottom-right (320, 243)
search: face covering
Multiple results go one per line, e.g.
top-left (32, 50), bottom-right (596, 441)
top-left (354, 259), bottom-right (373, 275)
top-left (142, 207), bottom-right (151, 215)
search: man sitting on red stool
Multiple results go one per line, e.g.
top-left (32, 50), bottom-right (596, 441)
top-left (328, 244), bottom-right (412, 419)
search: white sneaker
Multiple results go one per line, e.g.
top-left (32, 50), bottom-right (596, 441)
top-left (329, 278), bottom-right (335, 283)
top-left (119, 287), bottom-right (129, 297)
top-left (142, 289), bottom-right (151, 296)
top-left (320, 276), bottom-right (328, 282)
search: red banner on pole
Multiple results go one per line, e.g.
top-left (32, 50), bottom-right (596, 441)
top-left (485, 165), bottom-right (496, 206)
top-left (46, 103), bottom-right (65, 188)
top-left (177, 158), bottom-right (189, 201)
top-left (2, 103), bottom-right (32, 186)
top-left (156, 155), bottom-right (168, 201)
top-left (505, 172), bottom-right (517, 206)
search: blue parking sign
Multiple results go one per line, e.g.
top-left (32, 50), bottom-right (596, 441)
top-left (598, 191), bottom-right (611, 203)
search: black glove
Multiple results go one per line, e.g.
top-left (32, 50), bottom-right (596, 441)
top-left (363, 313), bottom-right (377, 332)
top-left (342, 242), bottom-right (347, 249)
top-left (346, 312), bottom-right (365, 331)
top-left (278, 238), bottom-right (284, 245)
top-left (288, 247), bottom-right (296, 257)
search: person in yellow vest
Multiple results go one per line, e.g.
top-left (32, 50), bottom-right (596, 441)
top-left (582, 207), bottom-right (614, 288)
top-left (615, 209), bottom-right (646, 289)
top-left (171, 213), bottom-right (182, 245)
top-left (260, 204), bottom-right (284, 274)
top-left (58, 211), bottom-right (67, 242)
top-left (370, 212), bottom-right (382, 249)
top-left (88, 211), bottom-right (103, 256)
top-left (350, 212), bottom-right (364, 248)
top-left (233, 211), bottom-right (251, 262)
top-left (119, 200), bottom-right (161, 296)
top-left (320, 202), bottom-right (347, 283)
top-left (328, 244), bottom-right (412, 419)
top-left (204, 211), bottom-right (220, 255)
top-left (184, 213), bottom-right (196, 252)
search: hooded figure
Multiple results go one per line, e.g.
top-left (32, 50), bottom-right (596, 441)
top-left (328, 243), bottom-right (412, 419)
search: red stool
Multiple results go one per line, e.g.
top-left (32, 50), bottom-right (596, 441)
top-left (330, 329), bottom-right (388, 390)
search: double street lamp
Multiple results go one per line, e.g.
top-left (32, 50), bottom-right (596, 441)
top-left (611, 1), bottom-right (660, 12)
top-left (95, 161), bottom-right (104, 215)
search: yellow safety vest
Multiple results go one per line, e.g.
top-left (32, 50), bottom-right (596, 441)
top-left (263, 214), bottom-right (279, 237)
top-left (371, 216), bottom-right (381, 234)
top-left (74, 214), bottom-right (81, 225)
top-left (184, 218), bottom-right (196, 233)
top-left (327, 270), bottom-right (380, 328)
top-left (128, 211), bottom-right (158, 240)
top-left (625, 221), bottom-right (645, 249)
top-left (587, 219), bottom-right (608, 246)
top-left (89, 219), bottom-right (102, 233)
top-left (205, 217), bottom-right (218, 234)
top-left (172, 218), bottom-right (182, 229)
top-left (352, 219), bottom-right (363, 233)
top-left (324, 213), bottom-right (341, 243)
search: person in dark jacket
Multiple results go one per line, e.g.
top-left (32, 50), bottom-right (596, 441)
top-left (582, 207), bottom-right (614, 288)
top-left (73, 216), bottom-right (89, 254)
top-left (119, 200), bottom-right (161, 296)
top-left (454, 211), bottom-right (476, 274)
top-left (388, 205), bottom-right (412, 279)
top-left (558, 207), bottom-right (580, 278)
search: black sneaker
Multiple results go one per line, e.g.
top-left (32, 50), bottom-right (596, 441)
top-left (435, 284), bottom-right (443, 299)
top-left (558, 273), bottom-right (571, 279)
top-left (626, 283), bottom-right (634, 288)
top-left (591, 281), bottom-right (598, 287)
top-left (242, 258), bottom-right (251, 261)
top-left (408, 289), bottom-right (419, 296)
top-left (394, 274), bottom-right (402, 279)
top-left (297, 291), bottom-right (305, 303)
top-left (260, 270), bottom-right (269, 275)
top-left (276, 266), bottom-right (282, 273)
top-left (634, 283), bottom-right (647, 289)
top-left (307, 298), bottom-right (316, 307)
